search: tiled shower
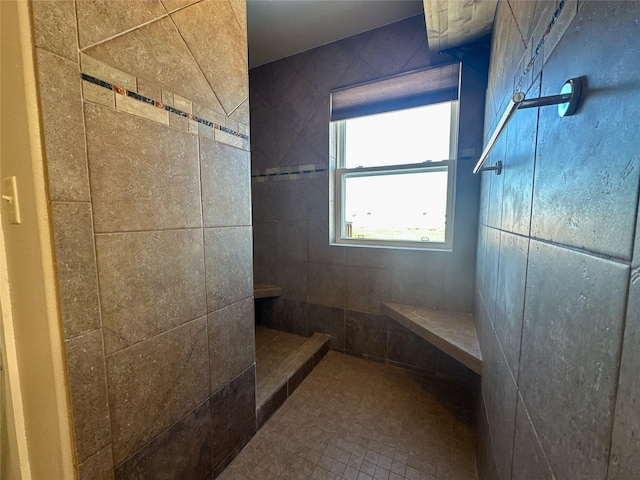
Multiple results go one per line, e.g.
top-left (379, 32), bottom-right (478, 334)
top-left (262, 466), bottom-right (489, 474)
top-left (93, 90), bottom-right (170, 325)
top-left (25, 0), bottom-right (640, 478)
top-left (250, 15), bottom-right (485, 375)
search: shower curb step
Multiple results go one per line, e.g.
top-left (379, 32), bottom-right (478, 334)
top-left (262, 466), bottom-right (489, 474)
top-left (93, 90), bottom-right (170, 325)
top-left (256, 333), bottom-right (330, 428)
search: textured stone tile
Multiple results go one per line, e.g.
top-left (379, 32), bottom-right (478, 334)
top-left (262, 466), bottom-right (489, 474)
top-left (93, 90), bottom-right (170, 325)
top-left (276, 73), bottom-right (325, 135)
top-left (95, 229), bottom-right (206, 354)
top-left (204, 226), bottom-right (253, 311)
top-left (308, 304), bottom-right (345, 351)
top-left (608, 272), bottom-right (640, 479)
top-left (346, 266), bottom-right (391, 314)
top-left (200, 137), bottom-right (251, 227)
top-left (77, 446), bottom-right (115, 480)
top-left (228, 0), bottom-right (247, 38)
top-left (273, 179), bottom-right (311, 221)
top-left (85, 103), bottom-right (201, 232)
top-left (487, 340), bottom-right (517, 480)
top-left (80, 54), bottom-right (137, 92)
top-left (357, 16), bottom-right (427, 77)
top-left (309, 263), bottom-right (347, 309)
top-left (279, 133), bottom-right (325, 167)
top-left (532, 0), bottom-right (640, 260)
top-left (511, 396), bottom-right (554, 480)
top-left (308, 221), bottom-right (347, 266)
top-left (65, 331), bottom-right (111, 463)
top-left (477, 296), bottom-right (494, 407)
top-left (275, 221), bottom-right (308, 262)
top-left (390, 269), bottom-right (443, 309)
top-left (75, 0), bottom-right (165, 48)
top-left (230, 98), bottom-right (249, 125)
top-left (494, 231), bottom-right (528, 377)
top-left (519, 241), bottom-right (628, 479)
top-left (501, 78), bottom-right (539, 236)
top-left (83, 80), bottom-right (115, 108)
top-left (387, 321), bottom-right (437, 374)
top-left (486, 134), bottom-right (506, 230)
top-left (251, 180), bottom-right (275, 222)
top-left (275, 299), bottom-right (308, 337)
top-left (208, 298), bottom-right (256, 394)
top-left (275, 260), bottom-right (308, 302)
top-left (345, 310), bottom-right (387, 359)
top-left (160, 0), bottom-right (200, 13)
top-left (252, 221), bottom-right (275, 263)
top-left (32, 0), bottom-right (77, 61)
top-left (480, 227), bottom-right (500, 320)
top-left (51, 203), bottom-right (101, 339)
top-left (347, 247), bottom-right (395, 270)
top-left (210, 366), bottom-right (256, 474)
top-left (390, 249), bottom-right (446, 275)
top-left (85, 17), bottom-right (223, 113)
top-left (115, 93), bottom-right (169, 124)
top-left (36, 48), bottom-right (89, 202)
top-left (441, 275), bottom-right (474, 313)
top-left (335, 56), bottom-right (380, 91)
top-left (137, 78), bottom-right (162, 100)
top-left (114, 401), bottom-right (212, 480)
top-left (294, 41), bottom-right (354, 95)
top-left (171, 0), bottom-right (247, 114)
top-left (107, 317), bottom-right (209, 465)
top-left (476, 395), bottom-right (498, 480)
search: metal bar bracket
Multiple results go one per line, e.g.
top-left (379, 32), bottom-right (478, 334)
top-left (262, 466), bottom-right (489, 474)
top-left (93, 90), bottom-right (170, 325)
top-left (473, 77), bottom-right (583, 175)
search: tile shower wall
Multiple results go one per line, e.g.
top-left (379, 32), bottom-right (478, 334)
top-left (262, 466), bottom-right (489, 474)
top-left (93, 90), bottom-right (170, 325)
top-left (476, 1), bottom-right (640, 479)
top-left (250, 15), bottom-right (486, 380)
top-left (31, 1), bottom-right (254, 478)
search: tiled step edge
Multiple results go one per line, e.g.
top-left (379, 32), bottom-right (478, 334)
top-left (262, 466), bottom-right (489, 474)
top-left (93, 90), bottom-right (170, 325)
top-left (381, 302), bottom-right (482, 375)
top-left (256, 333), bottom-right (331, 428)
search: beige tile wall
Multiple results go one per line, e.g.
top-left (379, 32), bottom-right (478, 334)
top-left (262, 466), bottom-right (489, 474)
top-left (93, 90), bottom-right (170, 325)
top-left (31, 1), bottom-right (254, 478)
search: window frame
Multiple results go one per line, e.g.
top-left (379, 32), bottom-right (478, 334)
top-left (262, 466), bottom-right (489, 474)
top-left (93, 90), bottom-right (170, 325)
top-left (330, 100), bottom-right (460, 251)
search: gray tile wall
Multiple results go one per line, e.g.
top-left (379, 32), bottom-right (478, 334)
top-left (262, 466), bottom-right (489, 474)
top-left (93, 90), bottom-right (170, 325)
top-left (32, 1), bottom-right (254, 478)
top-left (476, 1), bottom-right (640, 478)
top-left (250, 15), bottom-right (485, 379)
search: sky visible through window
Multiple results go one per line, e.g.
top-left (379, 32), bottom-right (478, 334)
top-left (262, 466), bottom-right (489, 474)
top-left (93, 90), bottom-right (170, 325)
top-left (343, 102), bottom-right (453, 242)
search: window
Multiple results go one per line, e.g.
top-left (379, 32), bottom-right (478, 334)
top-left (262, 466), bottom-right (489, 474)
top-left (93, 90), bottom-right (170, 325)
top-left (329, 64), bottom-right (460, 250)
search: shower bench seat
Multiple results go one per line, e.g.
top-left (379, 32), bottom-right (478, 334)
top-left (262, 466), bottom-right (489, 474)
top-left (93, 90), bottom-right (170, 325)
top-left (381, 302), bottom-right (482, 375)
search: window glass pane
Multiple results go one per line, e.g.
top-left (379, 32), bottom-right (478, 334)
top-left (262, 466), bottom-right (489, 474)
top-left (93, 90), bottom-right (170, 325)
top-left (344, 170), bottom-right (448, 242)
top-left (343, 102), bottom-right (453, 168)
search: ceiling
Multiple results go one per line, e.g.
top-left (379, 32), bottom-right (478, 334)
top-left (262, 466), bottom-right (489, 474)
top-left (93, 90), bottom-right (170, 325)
top-left (246, 0), bottom-right (425, 68)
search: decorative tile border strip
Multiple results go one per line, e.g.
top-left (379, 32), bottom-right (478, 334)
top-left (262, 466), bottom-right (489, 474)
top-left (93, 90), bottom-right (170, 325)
top-left (515, 0), bottom-right (568, 92)
top-left (82, 73), bottom-right (249, 140)
top-left (251, 163), bottom-right (328, 182)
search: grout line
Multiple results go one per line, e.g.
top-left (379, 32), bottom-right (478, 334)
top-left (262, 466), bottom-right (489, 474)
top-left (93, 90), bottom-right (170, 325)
top-left (603, 168), bottom-right (640, 478)
top-left (478, 223), bottom-right (634, 267)
top-left (104, 314), bottom-right (207, 359)
top-left (79, 13), bottom-right (168, 52)
top-left (114, 395), bottom-right (211, 470)
top-left (164, 10), bottom-right (228, 115)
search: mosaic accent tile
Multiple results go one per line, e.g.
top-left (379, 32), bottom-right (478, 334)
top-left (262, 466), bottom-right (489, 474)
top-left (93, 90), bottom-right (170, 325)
top-left (251, 163), bottom-right (328, 182)
top-left (80, 73), bottom-right (249, 146)
top-left (515, 0), bottom-right (569, 92)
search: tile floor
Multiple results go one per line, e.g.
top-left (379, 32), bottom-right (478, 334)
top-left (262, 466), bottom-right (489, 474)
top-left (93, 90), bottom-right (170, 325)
top-left (220, 351), bottom-right (477, 480)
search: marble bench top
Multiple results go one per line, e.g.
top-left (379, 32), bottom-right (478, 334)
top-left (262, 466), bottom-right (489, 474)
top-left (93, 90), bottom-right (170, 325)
top-left (254, 284), bottom-right (283, 298)
top-left (381, 302), bottom-right (482, 375)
